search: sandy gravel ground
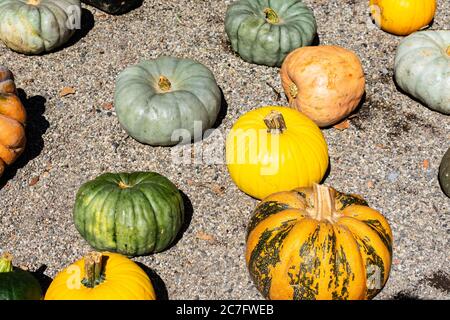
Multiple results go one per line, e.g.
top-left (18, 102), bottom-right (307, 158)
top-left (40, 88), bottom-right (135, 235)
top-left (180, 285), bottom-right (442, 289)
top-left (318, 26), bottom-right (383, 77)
top-left (0, 0), bottom-right (449, 300)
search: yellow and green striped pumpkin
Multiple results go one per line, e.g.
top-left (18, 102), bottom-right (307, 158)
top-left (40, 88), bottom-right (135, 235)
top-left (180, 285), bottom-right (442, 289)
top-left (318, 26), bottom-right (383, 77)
top-left (246, 184), bottom-right (393, 300)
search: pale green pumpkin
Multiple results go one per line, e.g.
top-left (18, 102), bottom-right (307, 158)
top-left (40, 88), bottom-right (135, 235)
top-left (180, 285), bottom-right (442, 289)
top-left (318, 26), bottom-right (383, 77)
top-left (394, 30), bottom-right (450, 114)
top-left (0, 0), bottom-right (81, 54)
top-left (225, 0), bottom-right (317, 67)
top-left (114, 56), bottom-right (221, 146)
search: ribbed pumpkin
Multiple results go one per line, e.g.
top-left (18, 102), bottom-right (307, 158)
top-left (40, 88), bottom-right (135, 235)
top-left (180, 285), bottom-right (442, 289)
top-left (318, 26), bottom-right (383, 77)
top-left (439, 147), bottom-right (450, 198)
top-left (0, 253), bottom-right (42, 300)
top-left (246, 184), bottom-right (393, 300)
top-left (226, 106), bottom-right (329, 200)
top-left (114, 56), bottom-right (221, 146)
top-left (370, 0), bottom-right (436, 36)
top-left (0, 0), bottom-right (81, 54)
top-left (394, 30), bottom-right (450, 114)
top-left (82, 0), bottom-right (141, 14)
top-left (45, 252), bottom-right (156, 300)
top-left (280, 46), bottom-right (365, 127)
top-left (74, 172), bottom-right (185, 256)
top-left (0, 66), bottom-right (26, 179)
top-left (225, 0), bottom-right (317, 67)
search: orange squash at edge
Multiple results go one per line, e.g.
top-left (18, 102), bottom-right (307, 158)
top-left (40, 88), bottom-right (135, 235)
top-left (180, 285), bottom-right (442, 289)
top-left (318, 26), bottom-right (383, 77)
top-left (0, 66), bottom-right (26, 178)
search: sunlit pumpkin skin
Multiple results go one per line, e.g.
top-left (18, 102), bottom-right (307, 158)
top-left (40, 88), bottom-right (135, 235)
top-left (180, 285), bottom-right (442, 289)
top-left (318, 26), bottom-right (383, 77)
top-left (280, 46), bottom-right (365, 127)
top-left (0, 0), bottom-right (81, 54)
top-left (370, 0), bottom-right (436, 36)
top-left (0, 253), bottom-right (42, 300)
top-left (394, 30), bottom-right (450, 114)
top-left (439, 147), bottom-right (450, 198)
top-left (225, 0), bottom-right (317, 67)
top-left (74, 172), bottom-right (185, 256)
top-left (226, 106), bottom-right (329, 200)
top-left (45, 252), bottom-right (156, 300)
top-left (0, 66), bottom-right (26, 179)
top-left (246, 184), bottom-right (393, 300)
top-left (115, 56), bottom-right (221, 146)
top-left (82, 0), bottom-right (141, 14)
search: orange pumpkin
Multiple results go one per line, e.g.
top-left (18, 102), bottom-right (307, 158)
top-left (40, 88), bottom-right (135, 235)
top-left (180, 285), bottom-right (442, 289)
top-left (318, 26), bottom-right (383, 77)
top-left (0, 66), bottom-right (26, 178)
top-left (280, 46), bottom-right (365, 127)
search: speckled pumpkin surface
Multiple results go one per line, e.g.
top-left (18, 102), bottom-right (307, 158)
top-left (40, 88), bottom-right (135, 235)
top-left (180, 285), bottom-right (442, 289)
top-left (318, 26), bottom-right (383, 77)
top-left (246, 184), bottom-right (393, 300)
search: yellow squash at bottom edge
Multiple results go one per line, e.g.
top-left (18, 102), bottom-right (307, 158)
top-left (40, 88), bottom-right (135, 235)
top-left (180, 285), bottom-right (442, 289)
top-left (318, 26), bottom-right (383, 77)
top-left (45, 252), bottom-right (156, 300)
top-left (370, 0), bottom-right (436, 36)
top-left (246, 184), bottom-right (393, 300)
top-left (226, 106), bottom-right (329, 200)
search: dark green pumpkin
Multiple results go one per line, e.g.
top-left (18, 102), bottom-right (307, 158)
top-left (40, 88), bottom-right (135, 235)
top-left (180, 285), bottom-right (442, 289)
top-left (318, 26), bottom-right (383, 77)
top-left (0, 253), bottom-right (42, 300)
top-left (439, 147), bottom-right (450, 198)
top-left (82, 0), bottom-right (142, 15)
top-left (225, 0), bottom-right (317, 67)
top-left (74, 172), bottom-right (185, 256)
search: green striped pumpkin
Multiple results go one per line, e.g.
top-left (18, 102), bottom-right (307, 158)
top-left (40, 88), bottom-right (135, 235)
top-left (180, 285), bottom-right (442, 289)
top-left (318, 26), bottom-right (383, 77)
top-left (73, 172), bottom-right (184, 256)
top-left (439, 147), bottom-right (450, 198)
top-left (225, 0), bottom-right (317, 67)
top-left (246, 184), bottom-right (393, 300)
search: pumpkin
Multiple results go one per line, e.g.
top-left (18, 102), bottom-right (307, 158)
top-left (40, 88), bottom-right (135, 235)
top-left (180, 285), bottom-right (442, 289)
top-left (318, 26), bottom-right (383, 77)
top-left (114, 56), bottom-right (221, 146)
top-left (82, 0), bottom-right (141, 14)
top-left (370, 0), bottom-right (436, 36)
top-left (225, 0), bottom-right (317, 67)
top-left (226, 106), bottom-right (329, 200)
top-left (0, 253), bottom-right (42, 300)
top-left (0, 0), bottom-right (81, 54)
top-left (280, 45), bottom-right (365, 127)
top-left (439, 147), bottom-right (450, 198)
top-left (246, 184), bottom-right (393, 300)
top-left (45, 252), bottom-right (156, 300)
top-left (394, 30), bottom-right (450, 114)
top-left (0, 66), bottom-right (26, 179)
top-left (74, 172), bottom-right (185, 256)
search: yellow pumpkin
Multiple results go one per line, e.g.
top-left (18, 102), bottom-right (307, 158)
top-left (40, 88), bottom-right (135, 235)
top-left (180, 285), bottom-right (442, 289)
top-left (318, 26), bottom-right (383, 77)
top-left (226, 106), bottom-right (329, 200)
top-left (246, 184), bottom-right (393, 300)
top-left (45, 252), bottom-right (156, 300)
top-left (370, 0), bottom-right (436, 36)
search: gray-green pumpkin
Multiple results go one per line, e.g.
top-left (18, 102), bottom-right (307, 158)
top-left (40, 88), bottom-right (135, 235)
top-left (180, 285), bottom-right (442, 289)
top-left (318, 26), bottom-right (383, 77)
top-left (439, 147), bottom-right (450, 198)
top-left (0, 0), bottom-right (81, 54)
top-left (114, 56), bottom-right (222, 146)
top-left (73, 172), bottom-right (185, 256)
top-left (394, 30), bottom-right (450, 114)
top-left (225, 0), bottom-right (317, 67)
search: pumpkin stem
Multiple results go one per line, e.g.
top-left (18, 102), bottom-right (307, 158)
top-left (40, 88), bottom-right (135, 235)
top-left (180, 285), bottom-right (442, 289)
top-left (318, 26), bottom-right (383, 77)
top-left (81, 252), bottom-right (104, 288)
top-left (312, 184), bottom-right (336, 221)
top-left (27, 0), bottom-right (41, 5)
top-left (289, 83), bottom-right (298, 99)
top-left (118, 181), bottom-right (130, 189)
top-left (0, 253), bottom-right (13, 273)
top-left (264, 110), bottom-right (287, 134)
top-left (264, 8), bottom-right (280, 24)
top-left (158, 76), bottom-right (172, 92)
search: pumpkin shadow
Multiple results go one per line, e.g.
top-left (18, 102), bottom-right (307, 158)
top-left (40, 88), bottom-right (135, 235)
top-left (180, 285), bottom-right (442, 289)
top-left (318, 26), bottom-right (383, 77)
top-left (212, 88), bottom-right (228, 130)
top-left (391, 290), bottom-right (421, 300)
top-left (135, 262), bottom-right (169, 300)
top-left (312, 33), bottom-right (320, 46)
top-left (169, 190), bottom-right (194, 248)
top-left (0, 91), bottom-right (49, 189)
top-left (52, 8), bottom-right (95, 54)
top-left (30, 265), bottom-right (53, 297)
